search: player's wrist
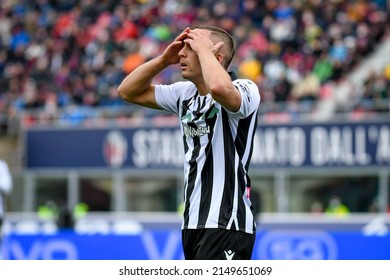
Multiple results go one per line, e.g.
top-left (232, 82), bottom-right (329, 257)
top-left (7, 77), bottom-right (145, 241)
top-left (155, 55), bottom-right (172, 69)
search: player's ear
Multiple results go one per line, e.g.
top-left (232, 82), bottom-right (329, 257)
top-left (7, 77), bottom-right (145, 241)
top-left (211, 42), bottom-right (224, 54)
top-left (212, 42), bottom-right (224, 65)
top-left (215, 53), bottom-right (223, 65)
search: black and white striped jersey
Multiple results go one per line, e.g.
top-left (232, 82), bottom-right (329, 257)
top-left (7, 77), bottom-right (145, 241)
top-left (155, 78), bottom-right (260, 234)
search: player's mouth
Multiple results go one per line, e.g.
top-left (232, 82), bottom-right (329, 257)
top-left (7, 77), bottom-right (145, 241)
top-left (180, 63), bottom-right (188, 70)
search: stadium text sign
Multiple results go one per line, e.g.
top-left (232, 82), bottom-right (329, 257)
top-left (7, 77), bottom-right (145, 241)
top-left (25, 121), bottom-right (389, 169)
top-left (252, 123), bottom-right (390, 168)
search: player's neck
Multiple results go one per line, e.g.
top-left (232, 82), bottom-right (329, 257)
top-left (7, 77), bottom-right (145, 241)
top-left (194, 82), bottom-right (208, 96)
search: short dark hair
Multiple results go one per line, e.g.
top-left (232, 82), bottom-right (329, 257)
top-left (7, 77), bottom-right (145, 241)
top-left (193, 25), bottom-right (236, 69)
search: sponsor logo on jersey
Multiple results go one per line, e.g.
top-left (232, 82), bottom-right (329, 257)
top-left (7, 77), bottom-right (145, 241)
top-left (183, 124), bottom-right (210, 138)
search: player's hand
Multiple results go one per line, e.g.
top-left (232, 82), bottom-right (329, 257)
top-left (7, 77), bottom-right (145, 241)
top-left (184, 29), bottom-right (224, 56)
top-left (161, 27), bottom-right (190, 65)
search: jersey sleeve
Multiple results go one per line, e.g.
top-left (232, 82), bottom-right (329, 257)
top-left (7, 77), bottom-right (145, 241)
top-left (155, 83), bottom-right (181, 114)
top-left (230, 79), bottom-right (261, 118)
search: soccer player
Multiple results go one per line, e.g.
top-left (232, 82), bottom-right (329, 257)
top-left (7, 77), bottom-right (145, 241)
top-left (118, 26), bottom-right (260, 260)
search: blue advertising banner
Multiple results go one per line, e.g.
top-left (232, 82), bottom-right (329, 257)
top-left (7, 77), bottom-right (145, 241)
top-left (25, 120), bottom-right (390, 169)
top-left (2, 229), bottom-right (390, 260)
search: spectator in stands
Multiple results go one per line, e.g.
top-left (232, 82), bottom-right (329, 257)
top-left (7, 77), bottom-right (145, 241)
top-left (312, 51), bottom-right (334, 83)
top-left (310, 200), bottom-right (324, 215)
top-left (0, 0), bottom-right (388, 131)
top-left (325, 195), bottom-right (350, 217)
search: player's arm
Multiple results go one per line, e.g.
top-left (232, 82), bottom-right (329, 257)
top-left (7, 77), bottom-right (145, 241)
top-left (185, 29), bottom-right (241, 112)
top-left (117, 56), bottom-right (166, 109)
top-left (117, 28), bottom-right (190, 109)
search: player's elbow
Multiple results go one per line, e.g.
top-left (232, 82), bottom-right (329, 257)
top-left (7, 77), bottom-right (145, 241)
top-left (117, 83), bottom-right (126, 98)
top-left (209, 82), bottom-right (228, 99)
top-left (210, 84), bottom-right (241, 112)
top-left (117, 84), bottom-right (135, 103)
top-left (209, 82), bottom-right (236, 102)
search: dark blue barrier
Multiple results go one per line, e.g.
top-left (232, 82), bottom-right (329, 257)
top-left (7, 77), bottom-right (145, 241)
top-left (2, 230), bottom-right (390, 260)
top-left (26, 121), bottom-right (390, 169)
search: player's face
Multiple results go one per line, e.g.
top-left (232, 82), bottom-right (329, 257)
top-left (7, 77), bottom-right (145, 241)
top-left (178, 42), bottom-right (202, 80)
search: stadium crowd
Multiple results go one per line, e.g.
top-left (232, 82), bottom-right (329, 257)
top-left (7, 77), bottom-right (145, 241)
top-left (0, 0), bottom-right (389, 133)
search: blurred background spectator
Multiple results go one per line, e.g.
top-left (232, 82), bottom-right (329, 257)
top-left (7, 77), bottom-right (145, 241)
top-left (325, 195), bottom-right (350, 217)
